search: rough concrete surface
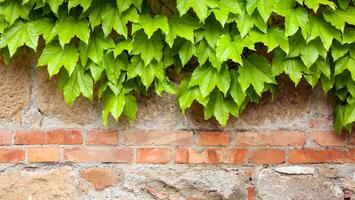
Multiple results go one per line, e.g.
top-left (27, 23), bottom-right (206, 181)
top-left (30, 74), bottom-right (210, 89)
top-left (0, 164), bottom-right (353, 200)
top-left (0, 49), bottom-right (31, 121)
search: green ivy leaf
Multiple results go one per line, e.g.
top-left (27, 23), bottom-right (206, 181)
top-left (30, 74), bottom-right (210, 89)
top-left (177, 76), bottom-right (208, 112)
top-left (113, 40), bottom-right (133, 57)
top-left (116, 0), bottom-right (142, 13)
top-left (306, 16), bottom-right (340, 50)
top-left (177, 0), bottom-right (208, 21)
top-left (0, 17), bottom-right (7, 33)
top-left (246, 0), bottom-right (276, 22)
top-left (235, 5), bottom-right (267, 38)
top-left (45, 0), bottom-right (65, 14)
top-left (334, 104), bottom-right (345, 133)
top-left (127, 57), bottom-right (164, 89)
top-left (123, 93), bottom-right (137, 124)
top-left (300, 39), bottom-right (327, 68)
top-left (178, 40), bottom-right (195, 66)
top-left (323, 7), bottom-right (355, 31)
top-left (335, 54), bottom-right (355, 81)
top-left (194, 39), bottom-right (222, 70)
top-left (88, 61), bottom-right (104, 83)
top-left (101, 4), bottom-right (126, 37)
top-left (229, 69), bottom-right (247, 106)
top-left (272, 49), bottom-right (306, 86)
top-left (331, 42), bottom-right (350, 61)
top-left (189, 63), bottom-right (230, 98)
top-left (34, 18), bottom-right (55, 42)
top-left (132, 15), bottom-right (169, 38)
top-left (344, 103), bottom-right (355, 127)
top-left (3, 21), bottom-right (38, 56)
top-left (132, 31), bottom-right (163, 66)
top-left (238, 54), bottom-right (276, 96)
top-left (210, 0), bottom-right (241, 26)
top-left (165, 15), bottom-right (199, 47)
top-left (102, 89), bottom-right (125, 126)
top-left (204, 90), bottom-right (238, 126)
top-left (338, 0), bottom-right (350, 10)
top-left (296, 0), bottom-right (335, 12)
top-left (80, 29), bottom-right (114, 65)
top-left (63, 66), bottom-right (93, 105)
top-left (155, 78), bottom-right (177, 95)
top-left (343, 28), bottom-right (355, 44)
top-left (274, 1), bottom-right (308, 37)
top-left (38, 42), bottom-right (79, 77)
top-left (48, 16), bottom-right (90, 47)
top-left (195, 16), bottom-right (224, 48)
top-left (0, 0), bottom-right (31, 25)
top-left (216, 34), bottom-right (254, 64)
top-left (249, 27), bottom-right (289, 53)
top-left (102, 53), bottom-right (125, 84)
top-left (68, 0), bottom-right (92, 11)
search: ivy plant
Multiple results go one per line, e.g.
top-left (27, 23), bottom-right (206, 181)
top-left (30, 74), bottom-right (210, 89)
top-left (0, 0), bottom-right (354, 133)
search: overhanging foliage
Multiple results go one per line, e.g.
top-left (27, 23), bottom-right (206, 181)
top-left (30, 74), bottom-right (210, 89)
top-left (0, 0), bottom-right (354, 132)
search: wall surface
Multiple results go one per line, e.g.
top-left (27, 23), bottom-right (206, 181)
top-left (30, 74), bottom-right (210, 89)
top-left (0, 50), bottom-right (354, 200)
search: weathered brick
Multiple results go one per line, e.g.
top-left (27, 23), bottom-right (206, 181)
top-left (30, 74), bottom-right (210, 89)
top-left (64, 147), bottom-right (133, 163)
top-left (236, 131), bottom-right (306, 147)
top-left (250, 149), bottom-right (285, 164)
top-left (27, 147), bottom-right (60, 163)
top-left (311, 131), bottom-right (346, 146)
top-left (288, 149), bottom-right (353, 164)
top-left (0, 148), bottom-right (24, 163)
top-left (80, 168), bottom-right (121, 191)
top-left (86, 130), bottom-right (119, 145)
top-left (197, 131), bottom-right (231, 146)
top-left (15, 130), bottom-right (82, 145)
top-left (0, 131), bottom-right (12, 145)
top-left (124, 130), bottom-right (193, 146)
top-left (248, 185), bottom-right (255, 200)
top-left (175, 148), bottom-right (248, 164)
top-left (175, 148), bottom-right (189, 164)
top-left (136, 148), bottom-right (170, 164)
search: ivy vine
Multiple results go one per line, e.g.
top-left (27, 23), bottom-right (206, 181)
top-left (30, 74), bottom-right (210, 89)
top-left (0, 0), bottom-right (354, 133)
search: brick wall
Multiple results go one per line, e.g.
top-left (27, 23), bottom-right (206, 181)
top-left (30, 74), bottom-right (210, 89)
top-left (1, 129), bottom-right (354, 165)
top-left (0, 51), bottom-right (354, 199)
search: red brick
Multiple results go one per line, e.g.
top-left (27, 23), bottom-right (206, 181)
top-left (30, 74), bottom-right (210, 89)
top-left (124, 130), bottom-right (192, 146)
top-left (86, 130), bottom-right (119, 145)
top-left (197, 131), bottom-right (231, 146)
top-left (250, 149), bottom-right (285, 164)
top-left (15, 129), bottom-right (82, 145)
top-left (175, 148), bottom-right (248, 164)
top-left (175, 148), bottom-right (189, 163)
top-left (311, 131), bottom-right (346, 146)
top-left (27, 147), bottom-right (60, 163)
top-left (236, 131), bottom-right (306, 147)
top-left (288, 149), bottom-right (354, 164)
top-left (248, 185), bottom-right (255, 200)
top-left (80, 168), bottom-right (120, 191)
top-left (64, 147), bottom-right (133, 163)
top-left (0, 148), bottom-right (24, 163)
top-left (136, 148), bottom-right (170, 164)
top-left (0, 131), bottom-right (12, 145)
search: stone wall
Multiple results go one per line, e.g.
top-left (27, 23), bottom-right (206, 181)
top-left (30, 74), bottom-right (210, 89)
top-left (0, 50), bottom-right (354, 200)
